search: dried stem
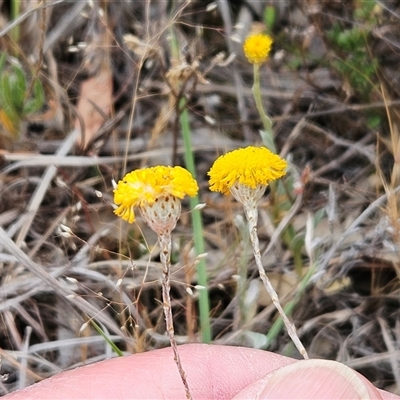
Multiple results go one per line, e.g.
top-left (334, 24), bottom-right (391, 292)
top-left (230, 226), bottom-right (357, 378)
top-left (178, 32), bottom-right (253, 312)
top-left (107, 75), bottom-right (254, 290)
top-left (243, 205), bottom-right (309, 359)
top-left (158, 232), bottom-right (192, 400)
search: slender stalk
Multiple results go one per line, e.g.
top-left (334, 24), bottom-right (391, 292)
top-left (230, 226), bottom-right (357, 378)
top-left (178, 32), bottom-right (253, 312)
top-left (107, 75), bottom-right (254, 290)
top-left (252, 63), bottom-right (276, 152)
top-left (159, 232), bottom-right (192, 399)
top-left (179, 98), bottom-right (212, 343)
top-left (243, 205), bottom-right (309, 359)
top-left (251, 55), bottom-right (306, 345)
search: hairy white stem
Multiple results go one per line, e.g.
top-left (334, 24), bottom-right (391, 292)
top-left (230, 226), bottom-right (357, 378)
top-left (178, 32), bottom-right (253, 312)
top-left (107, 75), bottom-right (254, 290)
top-left (244, 205), bottom-right (309, 360)
top-left (158, 233), bottom-right (192, 399)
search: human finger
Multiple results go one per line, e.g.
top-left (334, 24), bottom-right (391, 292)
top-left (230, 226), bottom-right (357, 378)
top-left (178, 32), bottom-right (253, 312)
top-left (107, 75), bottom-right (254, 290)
top-left (3, 344), bottom-right (295, 399)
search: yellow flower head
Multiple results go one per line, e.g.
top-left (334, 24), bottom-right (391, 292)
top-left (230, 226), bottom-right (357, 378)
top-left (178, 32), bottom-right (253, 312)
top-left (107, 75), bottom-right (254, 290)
top-left (114, 165), bottom-right (198, 224)
top-left (243, 34), bottom-right (273, 64)
top-left (208, 146), bottom-right (287, 195)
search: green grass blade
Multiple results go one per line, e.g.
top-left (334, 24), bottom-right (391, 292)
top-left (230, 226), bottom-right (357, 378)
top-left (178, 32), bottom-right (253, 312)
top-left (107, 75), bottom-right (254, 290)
top-left (90, 319), bottom-right (124, 357)
top-left (179, 97), bottom-right (211, 343)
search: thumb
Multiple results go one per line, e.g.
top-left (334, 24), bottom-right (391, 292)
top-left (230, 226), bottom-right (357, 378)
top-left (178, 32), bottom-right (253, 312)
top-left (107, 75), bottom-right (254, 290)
top-left (233, 359), bottom-right (383, 399)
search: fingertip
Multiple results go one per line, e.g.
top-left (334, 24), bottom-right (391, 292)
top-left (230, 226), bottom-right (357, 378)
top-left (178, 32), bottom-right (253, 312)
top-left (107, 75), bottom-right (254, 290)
top-left (234, 359), bottom-right (383, 399)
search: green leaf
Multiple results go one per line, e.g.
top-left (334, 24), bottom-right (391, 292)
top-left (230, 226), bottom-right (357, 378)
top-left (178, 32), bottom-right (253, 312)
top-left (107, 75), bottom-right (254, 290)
top-left (366, 113), bottom-right (381, 130)
top-left (0, 53), bottom-right (6, 74)
top-left (259, 129), bottom-right (276, 153)
top-left (10, 65), bottom-right (27, 109)
top-left (23, 79), bottom-right (44, 115)
top-left (1, 73), bottom-right (20, 119)
top-left (263, 6), bottom-right (276, 33)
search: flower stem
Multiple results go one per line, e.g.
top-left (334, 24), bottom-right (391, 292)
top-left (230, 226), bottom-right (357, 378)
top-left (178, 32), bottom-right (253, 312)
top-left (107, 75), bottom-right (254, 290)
top-left (243, 205), bottom-right (309, 359)
top-left (158, 232), bottom-right (192, 399)
top-left (252, 63), bottom-right (276, 152)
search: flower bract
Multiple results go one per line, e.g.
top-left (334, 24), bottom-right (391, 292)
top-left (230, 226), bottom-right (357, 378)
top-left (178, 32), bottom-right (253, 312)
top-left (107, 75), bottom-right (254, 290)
top-left (114, 165), bottom-right (198, 224)
top-left (208, 146), bottom-right (287, 195)
top-left (243, 34), bottom-right (273, 65)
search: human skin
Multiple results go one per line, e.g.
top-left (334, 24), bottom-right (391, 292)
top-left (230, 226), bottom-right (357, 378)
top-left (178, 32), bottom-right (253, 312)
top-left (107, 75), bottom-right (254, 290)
top-left (4, 344), bottom-right (400, 399)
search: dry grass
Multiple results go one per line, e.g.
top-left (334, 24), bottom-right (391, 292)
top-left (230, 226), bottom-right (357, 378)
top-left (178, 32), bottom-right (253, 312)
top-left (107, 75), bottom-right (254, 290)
top-left (1, 0), bottom-right (400, 396)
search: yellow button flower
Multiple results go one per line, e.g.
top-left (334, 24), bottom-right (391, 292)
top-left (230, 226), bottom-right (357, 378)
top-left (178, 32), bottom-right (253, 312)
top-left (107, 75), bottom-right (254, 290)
top-left (207, 146), bottom-right (308, 359)
top-left (208, 146), bottom-right (287, 196)
top-left (243, 34), bottom-right (273, 65)
top-left (114, 165), bottom-right (199, 395)
top-left (114, 166), bottom-right (198, 229)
